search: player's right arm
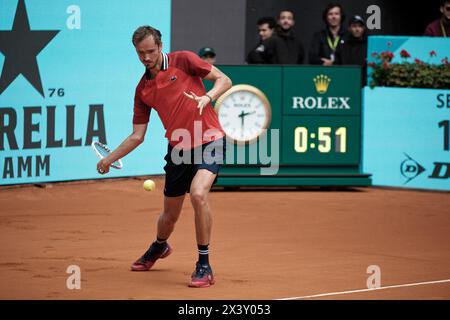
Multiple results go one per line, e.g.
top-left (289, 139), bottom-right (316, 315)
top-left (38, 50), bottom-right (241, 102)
top-left (96, 123), bottom-right (148, 174)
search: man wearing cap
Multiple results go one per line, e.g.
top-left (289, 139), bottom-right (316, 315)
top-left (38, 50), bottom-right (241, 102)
top-left (335, 15), bottom-right (368, 86)
top-left (198, 47), bottom-right (217, 65)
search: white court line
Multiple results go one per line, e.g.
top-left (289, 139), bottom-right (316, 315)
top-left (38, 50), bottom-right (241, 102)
top-left (277, 279), bottom-right (450, 300)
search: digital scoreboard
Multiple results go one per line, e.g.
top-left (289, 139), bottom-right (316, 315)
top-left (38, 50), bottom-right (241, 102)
top-left (282, 116), bottom-right (360, 165)
top-left (207, 65), bottom-right (371, 187)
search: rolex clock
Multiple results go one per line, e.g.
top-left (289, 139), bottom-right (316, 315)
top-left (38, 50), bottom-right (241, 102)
top-left (215, 84), bottom-right (272, 144)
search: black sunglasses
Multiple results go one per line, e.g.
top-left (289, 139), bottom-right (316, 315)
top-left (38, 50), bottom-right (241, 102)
top-left (445, 6), bottom-right (450, 11)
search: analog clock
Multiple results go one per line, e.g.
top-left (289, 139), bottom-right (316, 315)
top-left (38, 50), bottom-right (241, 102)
top-left (215, 84), bottom-right (272, 144)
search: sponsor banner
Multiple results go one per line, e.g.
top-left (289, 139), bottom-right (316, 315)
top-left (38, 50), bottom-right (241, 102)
top-left (283, 66), bottom-right (361, 116)
top-left (363, 87), bottom-right (450, 191)
top-left (0, 0), bottom-right (171, 185)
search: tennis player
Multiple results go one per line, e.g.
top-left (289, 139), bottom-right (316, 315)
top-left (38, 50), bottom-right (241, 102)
top-left (96, 25), bottom-right (232, 288)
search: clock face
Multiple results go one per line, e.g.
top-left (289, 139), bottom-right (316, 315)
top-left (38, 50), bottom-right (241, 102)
top-left (215, 85), bottom-right (271, 143)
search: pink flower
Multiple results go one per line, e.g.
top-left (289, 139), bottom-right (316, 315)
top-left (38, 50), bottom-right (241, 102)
top-left (387, 41), bottom-right (392, 48)
top-left (368, 62), bottom-right (376, 68)
top-left (429, 50), bottom-right (437, 57)
top-left (414, 58), bottom-right (424, 65)
top-left (400, 49), bottom-right (411, 58)
top-left (371, 52), bottom-right (378, 58)
top-left (383, 61), bottom-right (390, 69)
top-left (380, 51), bottom-right (394, 62)
top-left (442, 57), bottom-right (449, 65)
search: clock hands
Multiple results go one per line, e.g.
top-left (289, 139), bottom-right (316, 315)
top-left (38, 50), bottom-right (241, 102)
top-left (242, 111), bottom-right (256, 117)
top-left (238, 110), bottom-right (256, 130)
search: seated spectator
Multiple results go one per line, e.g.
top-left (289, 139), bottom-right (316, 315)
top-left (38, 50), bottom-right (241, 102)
top-left (198, 47), bottom-right (216, 64)
top-left (309, 2), bottom-right (347, 66)
top-left (247, 16), bottom-right (276, 64)
top-left (263, 10), bottom-right (305, 64)
top-left (335, 15), bottom-right (368, 86)
top-left (424, 0), bottom-right (450, 37)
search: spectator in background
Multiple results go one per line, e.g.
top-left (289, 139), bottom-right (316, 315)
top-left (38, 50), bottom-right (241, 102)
top-left (309, 3), bottom-right (346, 66)
top-left (335, 15), bottom-right (368, 86)
top-left (247, 16), bottom-right (276, 64)
top-left (424, 0), bottom-right (450, 37)
top-left (198, 47), bottom-right (216, 65)
top-left (263, 10), bottom-right (305, 64)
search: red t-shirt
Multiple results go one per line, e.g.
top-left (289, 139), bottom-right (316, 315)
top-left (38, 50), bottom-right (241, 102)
top-left (133, 51), bottom-right (225, 150)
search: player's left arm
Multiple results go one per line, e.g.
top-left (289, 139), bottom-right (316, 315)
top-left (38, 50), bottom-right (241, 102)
top-left (184, 66), bottom-right (232, 115)
top-left (203, 66), bottom-right (232, 101)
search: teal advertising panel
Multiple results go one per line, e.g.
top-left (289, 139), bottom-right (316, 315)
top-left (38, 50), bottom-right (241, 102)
top-left (363, 87), bottom-right (450, 191)
top-left (0, 0), bottom-right (171, 185)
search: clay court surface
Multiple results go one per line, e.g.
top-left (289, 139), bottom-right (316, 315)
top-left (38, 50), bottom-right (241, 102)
top-left (0, 177), bottom-right (449, 300)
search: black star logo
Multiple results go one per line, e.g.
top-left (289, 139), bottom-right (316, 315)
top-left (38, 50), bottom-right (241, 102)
top-left (0, 0), bottom-right (59, 97)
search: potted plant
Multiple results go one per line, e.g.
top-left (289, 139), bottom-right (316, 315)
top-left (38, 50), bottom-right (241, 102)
top-left (368, 48), bottom-right (450, 89)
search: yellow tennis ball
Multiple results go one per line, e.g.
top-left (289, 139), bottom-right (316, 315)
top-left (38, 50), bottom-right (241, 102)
top-left (143, 179), bottom-right (155, 191)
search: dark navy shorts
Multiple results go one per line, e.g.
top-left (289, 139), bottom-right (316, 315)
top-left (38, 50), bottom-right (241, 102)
top-left (163, 137), bottom-right (226, 197)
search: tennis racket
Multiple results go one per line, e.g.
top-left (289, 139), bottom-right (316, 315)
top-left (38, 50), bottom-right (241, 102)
top-left (91, 141), bottom-right (123, 170)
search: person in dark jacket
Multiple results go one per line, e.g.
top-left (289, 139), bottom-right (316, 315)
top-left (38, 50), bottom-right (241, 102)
top-left (263, 10), bottom-right (305, 64)
top-left (247, 17), bottom-right (276, 64)
top-left (424, 0), bottom-right (450, 37)
top-left (309, 3), bottom-right (347, 66)
top-left (335, 15), bottom-right (368, 86)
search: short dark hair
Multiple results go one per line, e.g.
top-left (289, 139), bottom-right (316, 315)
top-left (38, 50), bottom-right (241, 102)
top-left (322, 3), bottom-right (346, 25)
top-left (442, 0), bottom-right (450, 5)
top-left (277, 10), bottom-right (295, 20)
top-left (132, 25), bottom-right (162, 46)
top-left (257, 16), bottom-right (276, 29)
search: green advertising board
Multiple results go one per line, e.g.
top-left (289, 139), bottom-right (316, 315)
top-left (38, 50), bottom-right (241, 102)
top-left (206, 66), bottom-right (371, 187)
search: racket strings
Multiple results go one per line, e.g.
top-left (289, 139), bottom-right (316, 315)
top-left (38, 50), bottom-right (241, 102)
top-left (96, 144), bottom-right (110, 157)
top-left (92, 141), bottom-right (123, 169)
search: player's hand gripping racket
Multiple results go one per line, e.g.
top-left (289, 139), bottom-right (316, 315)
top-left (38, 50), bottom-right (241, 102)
top-left (91, 141), bottom-right (123, 173)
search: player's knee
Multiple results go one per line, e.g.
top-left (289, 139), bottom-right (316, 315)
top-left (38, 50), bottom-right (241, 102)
top-left (190, 190), bottom-right (207, 206)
